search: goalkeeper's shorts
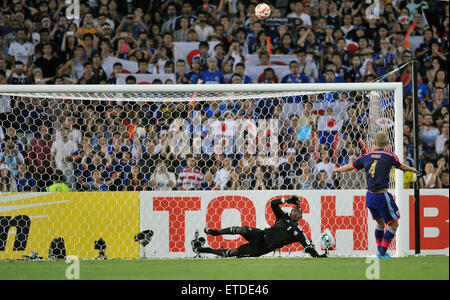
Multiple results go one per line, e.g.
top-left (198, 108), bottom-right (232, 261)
top-left (366, 191), bottom-right (400, 225)
top-left (235, 227), bottom-right (271, 258)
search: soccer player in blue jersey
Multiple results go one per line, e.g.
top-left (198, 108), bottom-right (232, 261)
top-left (333, 132), bottom-right (420, 258)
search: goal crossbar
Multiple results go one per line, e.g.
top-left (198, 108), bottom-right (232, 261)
top-left (0, 82), bottom-right (403, 94)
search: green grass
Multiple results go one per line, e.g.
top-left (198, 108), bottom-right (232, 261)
top-left (0, 256), bottom-right (448, 280)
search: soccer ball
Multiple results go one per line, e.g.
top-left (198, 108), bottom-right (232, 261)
top-left (320, 229), bottom-right (336, 250)
top-left (255, 3), bottom-right (271, 19)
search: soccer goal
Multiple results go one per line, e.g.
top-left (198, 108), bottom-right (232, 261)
top-left (0, 82), bottom-right (406, 259)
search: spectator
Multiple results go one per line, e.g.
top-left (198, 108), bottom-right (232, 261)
top-left (107, 62), bottom-right (123, 84)
top-left (296, 49), bottom-right (319, 83)
top-left (91, 52), bottom-right (107, 81)
top-left (173, 17), bottom-right (191, 42)
top-left (278, 148), bottom-right (300, 190)
top-left (83, 169), bottom-right (115, 191)
top-left (214, 156), bottom-right (233, 190)
top-left (419, 161), bottom-right (443, 189)
top-left (198, 56), bottom-right (224, 84)
top-left (258, 67), bottom-right (278, 83)
top-left (172, 1), bottom-right (197, 31)
top-left (28, 124), bottom-right (53, 190)
top-left (136, 59), bottom-right (151, 74)
top-left (14, 163), bottom-right (37, 192)
top-left (346, 54), bottom-right (363, 82)
top-left (201, 170), bottom-right (216, 190)
top-left (313, 149), bottom-right (335, 186)
top-left (177, 154), bottom-right (204, 190)
top-left (420, 113), bottom-right (440, 155)
top-left (0, 139), bottom-right (24, 177)
top-left (149, 160), bottom-right (176, 191)
top-left (76, 12), bottom-right (103, 38)
top-left (287, 0), bottom-right (312, 27)
top-left (149, 46), bottom-right (171, 74)
top-left (0, 167), bottom-right (18, 192)
top-left (313, 170), bottom-right (333, 190)
top-left (78, 62), bottom-right (101, 84)
top-left (251, 165), bottom-right (267, 190)
top-left (161, 4), bottom-right (178, 35)
top-left (57, 45), bottom-right (87, 80)
top-left (33, 42), bottom-right (61, 78)
top-left (187, 57), bottom-right (201, 84)
top-left (122, 165), bottom-right (148, 191)
top-left (436, 121), bottom-right (449, 156)
top-left (7, 27), bottom-right (34, 68)
top-left (194, 11), bottom-right (214, 42)
top-left (0, 127), bottom-right (26, 157)
top-left (7, 61), bottom-right (28, 84)
top-left (281, 60), bottom-right (310, 83)
top-left (50, 126), bottom-right (78, 189)
top-left (297, 160), bottom-right (313, 190)
top-left (175, 59), bottom-right (191, 84)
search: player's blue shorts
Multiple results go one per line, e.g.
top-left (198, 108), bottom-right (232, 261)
top-left (366, 192), bottom-right (400, 224)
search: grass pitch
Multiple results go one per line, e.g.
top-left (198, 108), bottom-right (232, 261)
top-left (0, 255), bottom-right (448, 280)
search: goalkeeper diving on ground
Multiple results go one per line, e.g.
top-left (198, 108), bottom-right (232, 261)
top-left (194, 196), bottom-right (328, 258)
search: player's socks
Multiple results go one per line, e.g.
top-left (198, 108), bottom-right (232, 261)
top-left (379, 227), bottom-right (396, 256)
top-left (375, 226), bottom-right (384, 254)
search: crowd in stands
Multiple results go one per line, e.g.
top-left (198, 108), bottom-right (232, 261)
top-left (0, 0), bottom-right (448, 192)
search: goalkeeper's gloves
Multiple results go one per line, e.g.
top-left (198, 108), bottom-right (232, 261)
top-left (285, 195), bottom-right (300, 205)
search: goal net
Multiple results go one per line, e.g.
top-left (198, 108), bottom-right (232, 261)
top-left (0, 83), bottom-right (404, 259)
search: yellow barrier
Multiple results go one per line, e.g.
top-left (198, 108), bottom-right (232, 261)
top-left (0, 192), bottom-right (139, 259)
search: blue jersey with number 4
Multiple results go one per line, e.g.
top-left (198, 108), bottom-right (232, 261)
top-left (352, 149), bottom-right (403, 191)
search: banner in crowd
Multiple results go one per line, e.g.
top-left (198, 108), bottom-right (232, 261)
top-left (245, 54), bottom-right (297, 66)
top-left (244, 65), bottom-right (290, 83)
top-left (173, 42), bottom-right (220, 67)
top-left (139, 189), bottom-right (449, 258)
top-left (1, 190), bottom-right (448, 259)
top-left (102, 56), bottom-right (139, 77)
top-left (116, 73), bottom-right (176, 84)
top-left (317, 115), bottom-right (344, 132)
top-left (0, 192), bottom-right (139, 260)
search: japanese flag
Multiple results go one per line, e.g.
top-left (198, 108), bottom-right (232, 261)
top-left (211, 120), bottom-right (236, 137)
top-left (317, 115), bottom-right (343, 132)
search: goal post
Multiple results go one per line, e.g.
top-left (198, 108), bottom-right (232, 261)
top-left (0, 82), bottom-right (407, 258)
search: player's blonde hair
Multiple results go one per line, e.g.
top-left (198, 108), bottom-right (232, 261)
top-left (375, 132), bottom-right (389, 148)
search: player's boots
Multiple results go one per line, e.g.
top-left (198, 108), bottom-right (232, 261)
top-left (377, 252), bottom-right (393, 259)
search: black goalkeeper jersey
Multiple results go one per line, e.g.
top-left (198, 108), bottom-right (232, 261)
top-left (263, 199), bottom-right (312, 251)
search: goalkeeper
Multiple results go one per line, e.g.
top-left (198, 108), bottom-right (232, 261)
top-left (194, 196), bottom-right (327, 258)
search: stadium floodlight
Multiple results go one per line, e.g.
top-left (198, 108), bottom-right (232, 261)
top-left (0, 82), bottom-right (408, 258)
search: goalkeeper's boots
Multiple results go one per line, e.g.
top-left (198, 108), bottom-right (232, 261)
top-left (204, 228), bottom-right (220, 236)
